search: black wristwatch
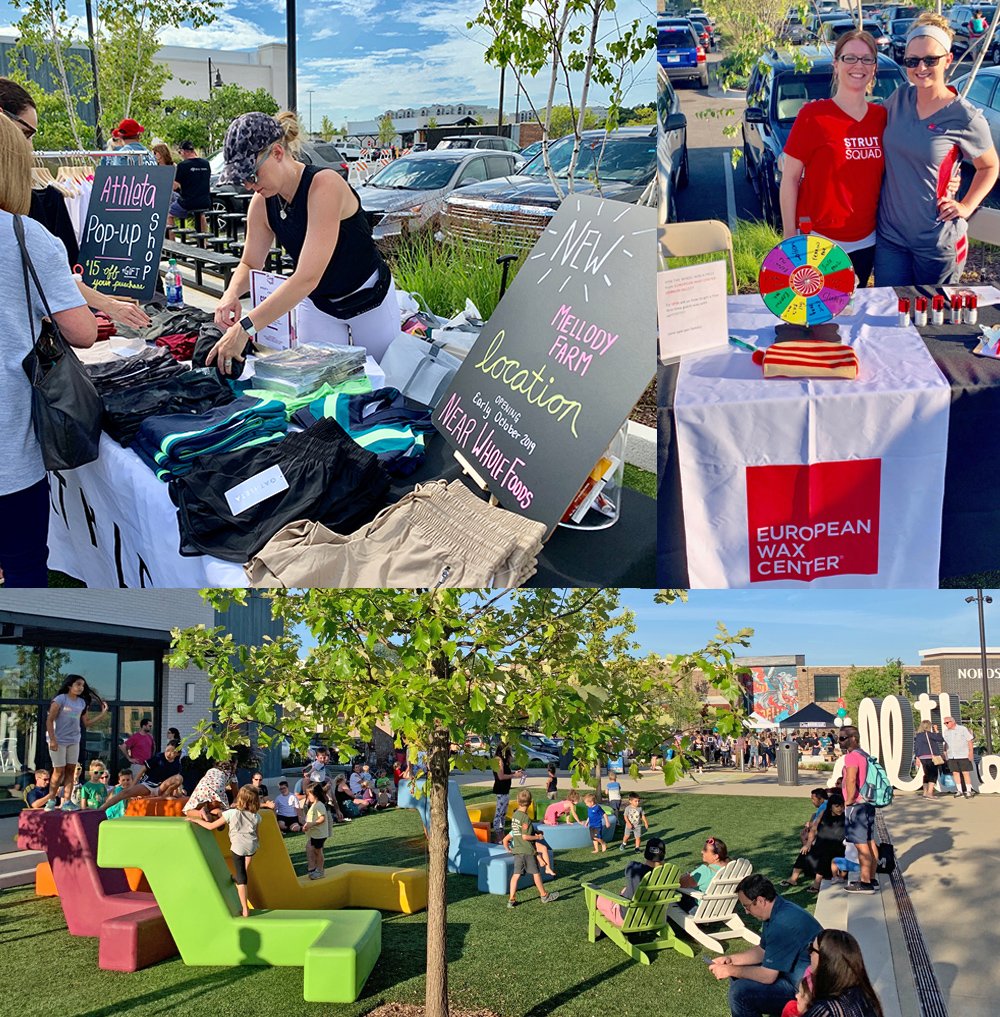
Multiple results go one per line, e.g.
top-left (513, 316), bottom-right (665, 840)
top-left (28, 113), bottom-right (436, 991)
top-left (238, 314), bottom-right (258, 337)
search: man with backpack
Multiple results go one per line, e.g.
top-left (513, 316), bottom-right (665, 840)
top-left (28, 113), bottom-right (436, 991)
top-left (839, 726), bottom-right (883, 895)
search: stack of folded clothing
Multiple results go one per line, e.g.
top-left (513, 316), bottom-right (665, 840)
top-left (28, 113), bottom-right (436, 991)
top-left (132, 395), bottom-right (287, 481)
top-left (93, 311), bottom-right (116, 341)
top-left (252, 344), bottom-right (366, 397)
top-left (144, 307), bottom-right (214, 342)
top-left (241, 378), bottom-right (372, 420)
top-left (154, 332), bottom-right (199, 362)
top-left (292, 386), bottom-right (436, 476)
top-left (245, 479), bottom-right (547, 588)
top-left (101, 369), bottom-right (235, 447)
top-left (171, 417), bottom-right (391, 562)
top-left (85, 346), bottom-right (186, 396)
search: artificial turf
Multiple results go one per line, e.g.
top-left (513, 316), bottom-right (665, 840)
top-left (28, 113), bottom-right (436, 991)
top-left (0, 787), bottom-right (816, 1017)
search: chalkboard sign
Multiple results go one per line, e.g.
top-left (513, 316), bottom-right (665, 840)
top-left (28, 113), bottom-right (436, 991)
top-left (433, 194), bottom-right (655, 531)
top-left (78, 165), bottom-right (175, 300)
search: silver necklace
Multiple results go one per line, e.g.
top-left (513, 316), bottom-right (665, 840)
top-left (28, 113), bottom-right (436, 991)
top-left (278, 166), bottom-right (305, 219)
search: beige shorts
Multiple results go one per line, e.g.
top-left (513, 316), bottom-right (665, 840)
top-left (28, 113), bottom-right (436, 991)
top-left (50, 741), bottom-right (81, 768)
top-left (246, 480), bottom-right (547, 588)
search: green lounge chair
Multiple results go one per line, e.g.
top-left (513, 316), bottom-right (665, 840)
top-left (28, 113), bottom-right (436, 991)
top-left (97, 816), bottom-right (381, 1002)
top-left (583, 863), bottom-right (695, 964)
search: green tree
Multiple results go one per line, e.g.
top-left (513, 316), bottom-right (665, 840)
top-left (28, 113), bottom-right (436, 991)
top-left (157, 84), bottom-right (278, 151)
top-left (426, 115), bottom-right (438, 129)
top-left (960, 692), bottom-right (1000, 749)
top-left (170, 588), bottom-right (750, 1017)
top-left (472, 0), bottom-right (654, 196)
top-left (843, 658), bottom-right (908, 720)
top-left (4, 69), bottom-right (89, 149)
top-left (377, 113), bottom-right (397, 146)
top-left (548, 103), bottom-right (599, 138)
top-left (319, 114), bottom-right (335, 142)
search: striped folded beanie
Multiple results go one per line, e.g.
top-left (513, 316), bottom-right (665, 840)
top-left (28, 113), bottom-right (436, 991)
top-left (752, 341), bottom-right (859, 380)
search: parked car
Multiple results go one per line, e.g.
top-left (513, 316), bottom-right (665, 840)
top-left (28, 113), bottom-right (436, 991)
top-left (519, 140), bottom-right (543, 163)
top-left (742, 48), bottom-right (906, 225)
top-left (208, 140), bottom-right (349, 212)
top-left (806, 10), bottom-right (858, 38)
top-left (687, 13), bottom-right (717, 50)
top-left (781, 14), bottom-right (810, 44)
top-left (817, 18), bottom-right (892, 53)
top-left (952, 67), bottom-right (1000, 153)
top-left (519, 744), bottom-right (560, 767)
top-left (360, 148), bottom-right (519, 241)
top-left (877, 4), bottom-right (923, 28)
top-left (435, 135), bottom-right (522, 155)
top-left (948, 4), bottom-right (998, 58)
top-left (658, 19), bottom-right (710, 88)
top-left (658, 64), bottom-right (690, 222)
top-left (441, 125), bottom-right (658, 249)
top-left (888, 17), bottom-right (917, 62)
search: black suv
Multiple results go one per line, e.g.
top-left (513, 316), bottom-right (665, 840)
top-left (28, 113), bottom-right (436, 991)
top-left (948, 5), bottom-right (997, 59)
top-left (741, 48), bottom-right (906, 225)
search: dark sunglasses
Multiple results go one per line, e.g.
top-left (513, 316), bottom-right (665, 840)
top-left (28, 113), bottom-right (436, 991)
top-left (902, 54), bottom-right (945, 68)
top-left (838, 734), bottom-right (850, 742)
top-left (4, 109), bottom-right (36, 140)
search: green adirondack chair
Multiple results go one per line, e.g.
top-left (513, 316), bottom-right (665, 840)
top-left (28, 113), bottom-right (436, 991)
top-left (583, 863), bottom-right (695, 964)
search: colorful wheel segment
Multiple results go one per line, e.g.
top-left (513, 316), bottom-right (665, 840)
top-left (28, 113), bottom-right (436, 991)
top-left (758, 236), bottom-right (855, 326)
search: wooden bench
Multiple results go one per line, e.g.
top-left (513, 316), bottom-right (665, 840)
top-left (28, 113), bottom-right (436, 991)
top-left (161, 240), bottom-right (240, 298)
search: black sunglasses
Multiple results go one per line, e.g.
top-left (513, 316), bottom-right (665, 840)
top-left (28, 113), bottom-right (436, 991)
top-left (902, 54), bottom-right (945, 68)
top-left (4, 109), bottom-right (36, 140)
top-left (838, 734), bottom-right (850, 742)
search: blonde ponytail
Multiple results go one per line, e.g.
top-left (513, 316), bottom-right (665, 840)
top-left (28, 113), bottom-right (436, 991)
top-left (276, 109), bottom-right (302, 155)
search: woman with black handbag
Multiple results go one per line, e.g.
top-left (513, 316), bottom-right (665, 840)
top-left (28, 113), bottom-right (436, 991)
top-left (913, 719), bottom-right (947, 800)
top-left (0, 115), bottom-right (97, 587)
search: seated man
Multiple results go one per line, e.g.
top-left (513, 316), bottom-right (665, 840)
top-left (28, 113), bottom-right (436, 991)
top-left (709, 873), bottom-right (821, 1017)
top-left (348, 763), bottom-right (366, 797)
top-left (273, 779), bottom-right (303, 833)
top-left (100, 741), bottom-right (184, 813)
top-left (25, 768), bottom-right (54, 809)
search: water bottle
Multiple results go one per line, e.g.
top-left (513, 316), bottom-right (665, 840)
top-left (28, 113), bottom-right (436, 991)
top-left (165, 258), bottom-right (183, 308)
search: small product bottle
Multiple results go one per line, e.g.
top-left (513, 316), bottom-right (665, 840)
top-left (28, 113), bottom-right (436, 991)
top-left (897, 297), bottom-right (910, 327)
top-left (518, 771), bottom-right (527, 786)
top-left (165, 258), bottom-right (184, 309)
top-left (949, 294), bottom-right (962, 325)
top-left (914, 297), bottom-right (928, 327)
top-left (965, 293), bottom-right (979, 325)
top-left (931, 295), bottom-right (945, 326)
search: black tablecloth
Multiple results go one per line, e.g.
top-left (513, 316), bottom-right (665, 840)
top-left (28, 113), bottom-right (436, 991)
top-left (657, 292), bottom-right (1000, 586)
top-left (395, 434), bottom-right (656, 588)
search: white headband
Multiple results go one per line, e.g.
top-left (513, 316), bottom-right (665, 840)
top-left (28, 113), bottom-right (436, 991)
top-left (905, 25), bottom-right (953, 53)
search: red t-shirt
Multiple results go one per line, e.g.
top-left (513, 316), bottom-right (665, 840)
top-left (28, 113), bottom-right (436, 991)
top-left (783, 99), bottom-right (887, 243)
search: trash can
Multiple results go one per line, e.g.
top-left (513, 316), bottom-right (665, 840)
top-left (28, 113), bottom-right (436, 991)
top-left (776, 741), bottom-right (799, 786)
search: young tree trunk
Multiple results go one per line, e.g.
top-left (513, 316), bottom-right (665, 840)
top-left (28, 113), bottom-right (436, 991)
top-left (425, 721), bottom-right (452, 1017)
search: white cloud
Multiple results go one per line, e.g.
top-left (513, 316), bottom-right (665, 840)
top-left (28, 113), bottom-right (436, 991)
top-left (302, 0), bottom-right (379, 27)
top-left (312, 28), bottom-right (337, 40)
top-left (157, 13), bottom-right (281, 49)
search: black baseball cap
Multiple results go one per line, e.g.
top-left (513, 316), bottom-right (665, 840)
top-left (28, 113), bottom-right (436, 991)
top-left (179, 140), bottom-right (195, 152)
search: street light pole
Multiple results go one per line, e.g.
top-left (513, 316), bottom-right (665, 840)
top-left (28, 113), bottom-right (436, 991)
top-left (286, 0), bottom-right (297, 112)
top-left (84, 0), bottom-right (102, 147)
top-left (965, 589), bottom-right (995, 754)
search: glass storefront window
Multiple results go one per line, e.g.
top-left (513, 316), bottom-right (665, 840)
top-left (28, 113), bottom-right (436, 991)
top-left (42, 648), bottom-right (117, 702)
top-left (119, 659), bottom-right (156, 701)
top-left (0, 644), bottom-right (41, 699)
top-left (81, 709), bottom-right (114, 772)
top-left (0, 704), bottom-right (41, 793)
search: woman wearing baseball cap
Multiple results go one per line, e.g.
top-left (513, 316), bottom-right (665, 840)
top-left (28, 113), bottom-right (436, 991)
top-left (207, 110), bottom-right (399, 376)
top-left (100, 118), bottom-right (156, 166)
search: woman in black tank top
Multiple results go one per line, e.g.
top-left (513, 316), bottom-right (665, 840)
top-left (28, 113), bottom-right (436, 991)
top-left (207, 111), bottom-right (399, 377)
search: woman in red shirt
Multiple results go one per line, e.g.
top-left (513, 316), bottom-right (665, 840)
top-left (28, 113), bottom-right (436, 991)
top-left (779, 31), bottom-right (885, 285)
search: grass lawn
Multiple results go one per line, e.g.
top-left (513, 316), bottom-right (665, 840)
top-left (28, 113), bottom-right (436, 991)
top-left (0, 789), bottom-right (815, 1017)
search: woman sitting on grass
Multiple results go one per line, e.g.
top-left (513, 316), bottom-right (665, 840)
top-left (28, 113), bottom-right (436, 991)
top-left (782, 792), bottom-right (846, 893)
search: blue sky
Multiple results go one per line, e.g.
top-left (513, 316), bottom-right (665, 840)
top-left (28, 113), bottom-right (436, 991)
top-left (296, 589), bottom-right (1000, 666)
top-left (624, 589), bottom-right (1000, 665)
top-left (4, 0), bottom-right (657, 123)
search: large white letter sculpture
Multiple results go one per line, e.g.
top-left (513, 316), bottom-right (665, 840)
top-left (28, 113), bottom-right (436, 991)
top-left (859, 693), bottom-right (1000, 794)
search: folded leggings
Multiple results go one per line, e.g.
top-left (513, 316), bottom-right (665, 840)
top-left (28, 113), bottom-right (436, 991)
top-left (245, 478), bottom-right (547, 588)
top-left (171, 416), bottom-right (391, 562)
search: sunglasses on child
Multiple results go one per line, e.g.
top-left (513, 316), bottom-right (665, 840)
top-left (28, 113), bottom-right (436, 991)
top-left (902, 54), bottom-right (945, 68)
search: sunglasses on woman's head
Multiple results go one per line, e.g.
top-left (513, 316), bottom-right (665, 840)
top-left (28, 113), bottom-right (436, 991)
top-left (838, 54), bottom-right (877, 65)
top-left (4, 109), bottom-right (36, 140)
top-left (902, 54), bottom-right (945, 68)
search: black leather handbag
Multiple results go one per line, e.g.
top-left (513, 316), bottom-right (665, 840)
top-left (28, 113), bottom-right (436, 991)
top-left (15, 215), bottom-right (102, 471)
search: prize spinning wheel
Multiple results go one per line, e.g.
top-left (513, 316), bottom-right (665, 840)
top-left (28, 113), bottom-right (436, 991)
top-left (758, 235), bottom-right (855, 326)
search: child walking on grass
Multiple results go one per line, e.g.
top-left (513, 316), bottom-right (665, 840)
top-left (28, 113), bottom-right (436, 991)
top-left (620, 792), bottom-right (649, 852)
top-left (301, 783), bottom-right (330, 880)
top-left (189, 784), bottom-right (262, 917)
top-left (585, 792), bottom-right (610, 853)
top-left (503, 789), bottom-right (560, 907)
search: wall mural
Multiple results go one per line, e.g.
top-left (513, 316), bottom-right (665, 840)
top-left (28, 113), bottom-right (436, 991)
top-left (748, 666), bottom-right (800, 723)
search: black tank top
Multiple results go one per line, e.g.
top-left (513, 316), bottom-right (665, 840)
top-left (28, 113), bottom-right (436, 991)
top-left (264, 164), bottom-right (384, 305)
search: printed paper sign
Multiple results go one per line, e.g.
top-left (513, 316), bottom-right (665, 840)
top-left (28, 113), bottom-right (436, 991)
top-left (250, 270), bottom-right (294, 351)
top-left (657, 260), bottom-right (728, 360)
top-left (745, 459), bottom-right (881, 582)
top-left (224, 465), bottom-right (290, 516)
top-left (78, 165), bottom-right (175, 300)
top-left (433, 194), bottom-right (655, 531)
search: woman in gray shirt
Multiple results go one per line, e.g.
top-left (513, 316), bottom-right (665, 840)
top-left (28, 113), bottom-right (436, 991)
top-left (875, 14), bottom-right (999, 285)
top-left (0, 114), bottom-right (97, 586)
